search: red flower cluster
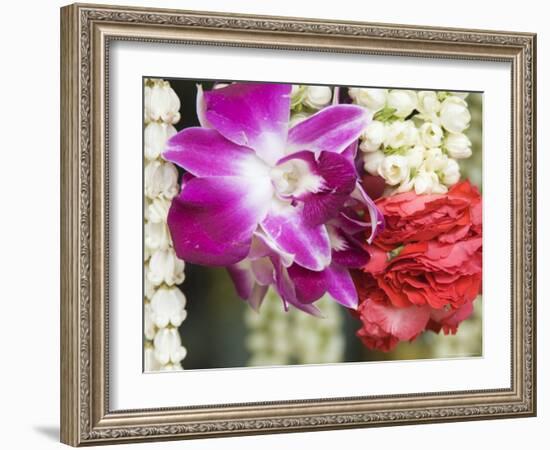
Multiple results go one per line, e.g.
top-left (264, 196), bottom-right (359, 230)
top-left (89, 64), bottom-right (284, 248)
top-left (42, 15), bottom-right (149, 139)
top-left (353, 180), bottom-right (482, 352)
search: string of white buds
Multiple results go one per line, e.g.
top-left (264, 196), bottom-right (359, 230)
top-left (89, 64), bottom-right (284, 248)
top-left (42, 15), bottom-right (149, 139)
top-left (143, 78), bottom-right (187, 372)
top-left (244, 288), bottom-right (345, 366)
top-left (350, 88), bottom-right (474, 195)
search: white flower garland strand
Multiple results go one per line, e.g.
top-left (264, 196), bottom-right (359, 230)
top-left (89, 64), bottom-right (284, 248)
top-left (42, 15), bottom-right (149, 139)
top-left (143, 78), bottom-right (188, 372)
top-left (351, 88), bottom-right (474, 194)
top-left (245, 288), bottom-right (345, 366)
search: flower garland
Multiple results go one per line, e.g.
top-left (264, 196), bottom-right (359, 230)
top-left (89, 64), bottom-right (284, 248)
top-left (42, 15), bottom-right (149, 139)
top-left (245, 288), bottom-right (344, 365)
top-left (143, 78), bottom-right (188, 371)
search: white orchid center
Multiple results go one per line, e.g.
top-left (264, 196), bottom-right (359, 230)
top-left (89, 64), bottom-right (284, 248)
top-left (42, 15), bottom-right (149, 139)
top-left (270, 158), bottom-right (324, 198)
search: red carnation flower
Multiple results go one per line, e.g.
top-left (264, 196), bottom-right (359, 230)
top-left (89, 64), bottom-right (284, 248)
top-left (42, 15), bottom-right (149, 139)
top-left (353, 180), bottom-right (482, 351)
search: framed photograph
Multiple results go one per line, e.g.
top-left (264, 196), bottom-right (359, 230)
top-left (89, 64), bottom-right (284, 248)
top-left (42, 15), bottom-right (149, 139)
top-left (60, 3), bottom-right (536, 446)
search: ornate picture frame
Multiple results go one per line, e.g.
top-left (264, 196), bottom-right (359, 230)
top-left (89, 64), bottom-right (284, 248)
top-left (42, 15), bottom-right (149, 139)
top-left (60, 3), bottom-right (536, 446)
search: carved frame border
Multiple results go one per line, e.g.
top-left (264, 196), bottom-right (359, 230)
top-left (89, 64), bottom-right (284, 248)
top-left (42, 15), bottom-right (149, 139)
top-left (60, 3), bottom-right (536, 446)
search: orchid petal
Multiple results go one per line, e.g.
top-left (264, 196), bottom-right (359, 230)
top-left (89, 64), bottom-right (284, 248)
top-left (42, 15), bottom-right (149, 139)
top-left (227, 253), bottom-right (271, 310)
top-left (261, 202), bottom-right (331, 271)
top-left (333, 246), bottom-right (370, 268)
top-left (302, 151), bottom-right (357, 226)
top-left (250, 231), bottom-right (294, 267)
top-left (203, 83), bottom-right (292, 165)
top-left (227, 260), bottom-right (254, 299)
top-left (167, 176), bottom-right (273, 266)
top-left (248, 284), bottom-right (269, 311)
top-left (287, 264), bottom-right (327, 304)
top-left (287, 104), bottom-right (368, 154)
top-left (324, 264), bottom-right (358, 309)
top-left (251, 257), bottom-right (276, 285)
top-left (351, 182), bottom-right (385, 243)
top-left (164, 128), bottom-right (269, 179)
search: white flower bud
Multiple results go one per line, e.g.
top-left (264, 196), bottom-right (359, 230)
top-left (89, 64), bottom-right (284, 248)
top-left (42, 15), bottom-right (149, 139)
top-left (144, 122), bottom-right (177, 161)
top-left (417, 91), bottom-right (441, 116)
top-left (412, 170), bottom-right (442, 195)
top-left (144, 221), bottom-right (171, 252)
top-left (360, 120), bottom-right (387, 152)
top-left (405, 145), bottom-right (425, 169)
top-left (423, 147), bottom-right (447, 172)
top-left (386, 90), bottom-right (418, 118)
top-left (153, 328), bottom-right (187, 365)
top-left (378, 155), bottom-right (410, 186)
top-left (150, 286), bottom-right (187, 328)
top-left (363, 150), bottom-right (385, 175)
top-left (384, 120), bottom-right (418, 149)
top-left (303, 86), bottom-right (332, 109)
top-left (147, 197), bottom-right (171, 224)
top-left (441, 158), bottom-right (461, 186)
top-left (144, 303), bottom-right (156, 341)
top-left (144, 160), bottom-right (179, 200)
top-left (419, 122), bottom-right (443, 148)
top-left (348, 88), bottom-right (387, 112)
top-left (444, 132), bottom-right (472, 159)
top-left (439, 96), bottom-right (471, 133)
top-left (147, 248), bottom-right (185, 287)
top-left (144, 80), bottom-right (181, 124)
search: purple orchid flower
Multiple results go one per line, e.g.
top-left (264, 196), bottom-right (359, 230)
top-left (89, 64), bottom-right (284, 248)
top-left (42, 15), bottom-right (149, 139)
top-left (163, 82), bottom-right (381, 312)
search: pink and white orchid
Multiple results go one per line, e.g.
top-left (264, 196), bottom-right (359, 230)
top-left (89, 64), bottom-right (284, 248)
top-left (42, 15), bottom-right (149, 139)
top-left (163, 82), bottom-right (382, 313)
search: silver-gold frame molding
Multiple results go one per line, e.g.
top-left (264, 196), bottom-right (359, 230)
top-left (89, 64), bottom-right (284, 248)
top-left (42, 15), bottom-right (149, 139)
top-left (60, 3), bottom-right (537, 446)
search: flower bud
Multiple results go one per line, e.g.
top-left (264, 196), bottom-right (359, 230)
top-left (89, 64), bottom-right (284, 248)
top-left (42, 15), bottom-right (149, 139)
top-left (144, 221), bottom-right (171, 252)
top-left (419, 122), bottom-right (443, 148)
top-left (378, 155), bottom-right (410, 186)
top-left (386, 90), bottom-right (418, 118)
top-left (417, 91), bottom-right (441, 116)
top-left (147, 248), bottom-right (185, 287)
top-left (147, 197), bottom-right (171, 224)
top-left (363, 150), bottom-right (385, 175)
top-left (144, 80), bottom-right (181, 124)
top-left (384, 120), bottom-right (418, 149)
top-left (413, 170), bottom-right (443, 195)
top-left (153, 328), bottom-right (187, 365)
top-left (348, 88), bottom-right (387, 112)
top-left (444, 132), bottom-right (472, 159)
top-left (144, 160), bottom-right (179, 200)
top-left (439, 96), bottom-right (471, 133)
top-left (144, 122), bottom-right (177, 161)
top-left (405, 145), bottom-right (425, 169)
top-left (423, 147), bottom-right (447, 172)
top-left (303, 86), bottom-right (332, 109)
top-left (360, 120), bottom-right (387, 152)
top-left (441, 158), bottom-right (461, 186)
top-left (150, 286), bottom-right (187, 328)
